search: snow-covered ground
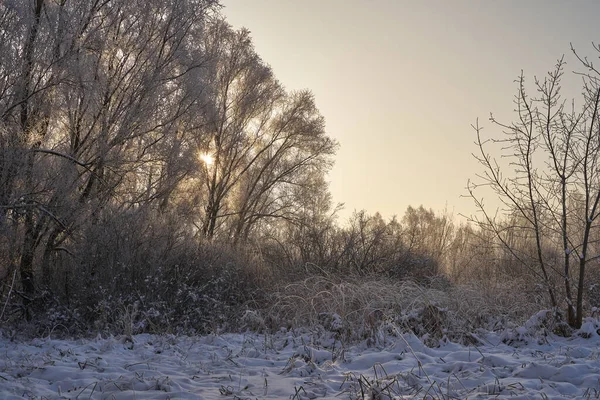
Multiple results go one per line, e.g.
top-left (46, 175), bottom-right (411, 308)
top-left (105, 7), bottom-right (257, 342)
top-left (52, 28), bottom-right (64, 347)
top-left (2, 321), bottom-right (600, 399)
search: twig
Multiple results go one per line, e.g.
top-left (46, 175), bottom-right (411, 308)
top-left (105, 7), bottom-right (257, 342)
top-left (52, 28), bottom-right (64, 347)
top-left (0, 269), bottom-right (17, 322)
top-left (125, 359), bottom-right (154, 368)
top-left (75, 381), bottom-right (97, 399)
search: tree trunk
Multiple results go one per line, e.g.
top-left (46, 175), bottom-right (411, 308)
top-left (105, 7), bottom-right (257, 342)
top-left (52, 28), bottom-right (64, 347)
top-left (202, 201), bottom-right (218, 239)
top-left (561, 177), bottom-right (576, 327)
top-left (576, 258), bottom-right (586, 328)
top-left (41, 228), bottom-right (60, 283)
top-left (17, 0), bottom-right (45, 316)
top-left (19, 211), bottom-right (37, 320)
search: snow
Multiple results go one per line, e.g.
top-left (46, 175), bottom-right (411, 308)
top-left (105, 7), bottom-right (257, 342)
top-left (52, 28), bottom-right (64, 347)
top-left (1, 326), bottom-right (600, 399)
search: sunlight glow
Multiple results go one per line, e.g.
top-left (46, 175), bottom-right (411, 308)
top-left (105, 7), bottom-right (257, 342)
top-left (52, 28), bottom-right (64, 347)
top-left (200, 153), bottom-right (214, 166)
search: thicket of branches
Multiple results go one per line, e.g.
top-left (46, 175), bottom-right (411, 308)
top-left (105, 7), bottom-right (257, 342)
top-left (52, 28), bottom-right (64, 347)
top-left (469, 46), bottom-right (600, 328)
top-left (1, 0), bottom-right (600, 338)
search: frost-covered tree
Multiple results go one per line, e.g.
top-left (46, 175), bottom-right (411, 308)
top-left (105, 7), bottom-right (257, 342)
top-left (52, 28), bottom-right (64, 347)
top-left (198, 20), bottom-right (337, 242)
top-left (0, 1), bottom-right (341, 323)
top-left (0, 0), bottom-right (217, 317)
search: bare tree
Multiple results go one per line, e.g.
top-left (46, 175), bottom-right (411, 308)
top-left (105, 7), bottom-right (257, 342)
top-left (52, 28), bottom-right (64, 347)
top-left (199, 20), bottom-right (337, 242)
top-left (229, 90), bottom-right (336, 243)
top-left (401, 206), bottom-right (454, 270)
top-left (199, 20), bottom-right (283, 238)
top-left (469, 46), bottom-right (600, 328)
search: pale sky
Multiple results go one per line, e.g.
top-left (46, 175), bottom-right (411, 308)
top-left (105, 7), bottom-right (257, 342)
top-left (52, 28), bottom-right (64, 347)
top-left (221, 0), bottom-right (600, 221)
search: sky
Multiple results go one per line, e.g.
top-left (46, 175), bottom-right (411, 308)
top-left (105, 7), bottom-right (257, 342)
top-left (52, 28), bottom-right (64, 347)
top-left (220, 0), bottom-right (600, 222)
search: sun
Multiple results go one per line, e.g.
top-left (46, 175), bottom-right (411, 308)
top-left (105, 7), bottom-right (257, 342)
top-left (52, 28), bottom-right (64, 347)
top-left (200, 153), bottom-right (214, 166)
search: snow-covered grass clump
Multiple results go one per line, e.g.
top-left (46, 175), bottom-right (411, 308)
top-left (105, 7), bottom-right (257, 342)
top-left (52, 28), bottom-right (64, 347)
top-left (266, 276), bottom-right (545, 347)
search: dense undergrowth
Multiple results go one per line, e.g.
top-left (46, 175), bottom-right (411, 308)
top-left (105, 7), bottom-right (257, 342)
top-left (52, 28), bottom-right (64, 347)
top-left (1, 215), bottom-right (595, 344)
top-left (1, 244), bottom-right (567, 347)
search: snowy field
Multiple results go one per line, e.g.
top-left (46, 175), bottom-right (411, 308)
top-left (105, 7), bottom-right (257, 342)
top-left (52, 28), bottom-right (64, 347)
top-left (2, 319), bottom-right (600, 399)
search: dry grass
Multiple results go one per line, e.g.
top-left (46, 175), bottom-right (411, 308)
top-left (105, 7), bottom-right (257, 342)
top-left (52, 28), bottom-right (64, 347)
top-left (266, 274), bottom-right (544, 344)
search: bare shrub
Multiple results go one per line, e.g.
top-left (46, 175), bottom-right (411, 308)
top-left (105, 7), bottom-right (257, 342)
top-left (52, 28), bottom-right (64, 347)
top-left (2, 205), bottom-right (271, 337)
